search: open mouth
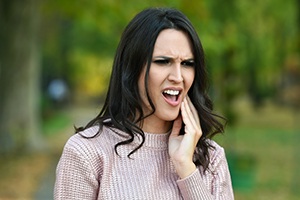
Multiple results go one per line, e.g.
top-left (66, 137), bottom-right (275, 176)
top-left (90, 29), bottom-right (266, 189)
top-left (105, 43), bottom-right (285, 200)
top-left (163, 89), bottom-right (180, 102)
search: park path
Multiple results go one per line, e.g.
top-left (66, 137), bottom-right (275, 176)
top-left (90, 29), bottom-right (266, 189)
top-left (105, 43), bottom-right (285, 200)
top-left (34, 105), bottom-right (99, 200)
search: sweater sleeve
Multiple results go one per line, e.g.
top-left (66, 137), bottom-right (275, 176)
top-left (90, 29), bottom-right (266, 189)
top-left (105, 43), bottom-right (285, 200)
top-left (177, 169), bottom-right (214, 200)
top-left (54, 137), bottom-right (100, 200)
top-left (177, 144), bottom-right (234, 200)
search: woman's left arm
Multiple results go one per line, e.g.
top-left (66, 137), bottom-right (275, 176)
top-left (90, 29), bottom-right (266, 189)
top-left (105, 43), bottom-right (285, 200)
top-left (168, 96), bottom-right (234, 199)
top-left (209, 145), bottom-right (235, 199)
top-left (176, 146), bottom-right (234, 200)
top-left (168, 96), bottom-right (202, 179)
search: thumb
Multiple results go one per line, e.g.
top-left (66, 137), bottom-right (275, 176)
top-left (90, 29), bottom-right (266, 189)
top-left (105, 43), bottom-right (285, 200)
top-left (170, 114), bottom-right (182, 138)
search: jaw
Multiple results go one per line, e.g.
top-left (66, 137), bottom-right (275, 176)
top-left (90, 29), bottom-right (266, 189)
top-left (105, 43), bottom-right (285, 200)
top-left (140, 116), bottom-right (173, 133)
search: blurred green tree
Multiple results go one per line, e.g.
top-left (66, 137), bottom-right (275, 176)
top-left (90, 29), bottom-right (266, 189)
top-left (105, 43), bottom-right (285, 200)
top-left (182, 0), bottom-right (299, 121)
top-left (1, 0), bottom-right (298, 153)
top-left (0, 0), bottom-right (44, 153)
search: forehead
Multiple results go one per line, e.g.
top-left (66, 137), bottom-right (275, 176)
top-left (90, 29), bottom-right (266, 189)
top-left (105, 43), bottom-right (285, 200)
top-left (153, 29), bottom-right (194, 58)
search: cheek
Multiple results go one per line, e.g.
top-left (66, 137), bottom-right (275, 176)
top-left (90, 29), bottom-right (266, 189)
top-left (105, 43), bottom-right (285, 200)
top-left (143, 77), bottom-right (155, 103)
top-left (138, 76), bottom-right (143, 96)
top-left (138, 70), bottom-right (156, 111)
top-left (147, 68), bottom-right (161, 95)
top-left (138, 71), bottom-right (147, 102)
top-left (185, 70), bottom-right (195, 89)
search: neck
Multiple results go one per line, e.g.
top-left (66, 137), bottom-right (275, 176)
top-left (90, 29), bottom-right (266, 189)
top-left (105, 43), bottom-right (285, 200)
top-left (140, 116), bottom-right (172, 134)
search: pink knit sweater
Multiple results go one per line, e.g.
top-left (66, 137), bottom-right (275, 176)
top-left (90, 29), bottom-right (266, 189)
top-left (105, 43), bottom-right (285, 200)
top-left (54, 125), bottom-right (234, 199)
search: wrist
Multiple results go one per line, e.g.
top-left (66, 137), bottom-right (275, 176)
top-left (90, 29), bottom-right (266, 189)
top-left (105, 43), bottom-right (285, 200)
top-left (173, 161), bottom-right (196, 179)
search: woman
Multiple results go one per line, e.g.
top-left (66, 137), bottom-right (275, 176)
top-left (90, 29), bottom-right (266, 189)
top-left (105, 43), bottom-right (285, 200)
top-left (54, 7), bottom-right (234, 199)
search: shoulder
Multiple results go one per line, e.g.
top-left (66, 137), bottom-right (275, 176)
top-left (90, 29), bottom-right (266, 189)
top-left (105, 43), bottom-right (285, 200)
top-left (65, 124), bottom-right (118, 147)
top-left (59, 125), bottom-right (118, 174)
top-left (62, 125), bottom-right (116, 163)
top-left (207, 139), bottom-right (224, 155)
top-left (64, 126), bottom-right (100, 151)
top-left (207, 139), bottom-right (228, 171)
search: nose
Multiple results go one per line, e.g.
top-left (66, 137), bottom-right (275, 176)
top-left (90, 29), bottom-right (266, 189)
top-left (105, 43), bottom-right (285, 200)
top-left (168, 63), bottom-right (183, 83)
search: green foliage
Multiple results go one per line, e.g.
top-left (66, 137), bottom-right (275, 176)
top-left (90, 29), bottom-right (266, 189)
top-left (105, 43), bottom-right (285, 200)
top-left (40, 0), bottom-right (299, 109)
top-left (42, 112), bottom-right (70, 136)
top-left (68, 53), bottom-right (112, 97)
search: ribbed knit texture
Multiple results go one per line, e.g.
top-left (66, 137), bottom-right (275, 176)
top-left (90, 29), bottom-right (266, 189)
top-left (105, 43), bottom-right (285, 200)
top-left (54, 125), bottom-right (234, 200)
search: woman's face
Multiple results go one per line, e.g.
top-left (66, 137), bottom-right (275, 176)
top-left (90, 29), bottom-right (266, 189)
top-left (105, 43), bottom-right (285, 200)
top-left (138, 29), bottom-right (195, 133)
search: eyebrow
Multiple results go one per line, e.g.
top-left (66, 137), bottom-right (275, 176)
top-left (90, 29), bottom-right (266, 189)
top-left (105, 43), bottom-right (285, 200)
top-left (152, 56), bottom-right (194, 60)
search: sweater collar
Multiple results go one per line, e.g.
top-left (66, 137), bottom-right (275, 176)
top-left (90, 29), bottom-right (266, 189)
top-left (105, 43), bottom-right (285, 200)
top-left (106, 126), bottom-right (170, 150)
top-left (142, 131), bottom-right (170, 150)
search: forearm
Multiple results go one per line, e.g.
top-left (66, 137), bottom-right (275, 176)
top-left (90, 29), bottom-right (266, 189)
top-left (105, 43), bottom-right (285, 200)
top-left (176, 144), bottom-right (235, 200)
top-left (177, 169), bottom-right (214, 200)
top-left (172, 158), bottom-right (197, 179)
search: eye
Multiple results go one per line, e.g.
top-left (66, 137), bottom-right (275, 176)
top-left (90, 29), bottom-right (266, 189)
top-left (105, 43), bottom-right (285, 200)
top-left (181, 60), bottom-right (195, 67)
top-left (153, 59), bottom-right (171, 65)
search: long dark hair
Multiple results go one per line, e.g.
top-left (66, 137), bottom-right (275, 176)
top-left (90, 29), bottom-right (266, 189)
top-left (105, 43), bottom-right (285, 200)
top-left (76, 7), bottom-right (225, 171)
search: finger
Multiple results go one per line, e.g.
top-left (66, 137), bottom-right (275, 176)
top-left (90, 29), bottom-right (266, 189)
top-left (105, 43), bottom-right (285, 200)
top-left (186, 96), bottom-right (200, 127)
top-left (181, 101), bottom-right (202, 149)
top-left (182, 98), bottom-right (203, 140)
top-left (181, 98), bottom-right (192, 128)
top-left (182, 97), bottom-right (198, 130)
top-left (170, 114), bottom-right (182, 138)
top-left (181, 101), bottom-right (198, 138)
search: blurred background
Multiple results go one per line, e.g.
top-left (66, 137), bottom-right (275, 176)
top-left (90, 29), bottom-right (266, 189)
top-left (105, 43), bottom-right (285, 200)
top-left (0, 0), bottom-right (299, 199)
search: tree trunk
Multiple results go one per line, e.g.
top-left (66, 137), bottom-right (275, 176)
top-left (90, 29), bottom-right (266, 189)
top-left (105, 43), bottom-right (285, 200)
top-left (0, 0), bottom-right (44, 153)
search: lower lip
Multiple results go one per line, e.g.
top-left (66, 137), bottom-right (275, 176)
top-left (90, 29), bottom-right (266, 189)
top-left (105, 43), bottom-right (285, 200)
top-left (162, 94), bottom-right (181, 107)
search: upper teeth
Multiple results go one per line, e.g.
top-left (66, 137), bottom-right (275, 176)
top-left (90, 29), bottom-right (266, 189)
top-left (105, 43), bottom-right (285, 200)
top-left (163, 90), bottom-right (179, 95)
